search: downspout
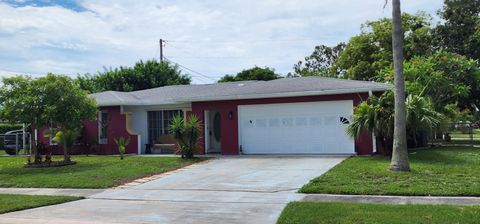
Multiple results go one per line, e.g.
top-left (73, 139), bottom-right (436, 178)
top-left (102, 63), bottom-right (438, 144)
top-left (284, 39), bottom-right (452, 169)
top-left (368, 90), bottom-right (377, 154)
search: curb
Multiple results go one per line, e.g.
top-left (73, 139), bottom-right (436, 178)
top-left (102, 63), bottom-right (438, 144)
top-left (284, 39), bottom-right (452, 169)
top-left (301, 194), bottom-right (480, 205)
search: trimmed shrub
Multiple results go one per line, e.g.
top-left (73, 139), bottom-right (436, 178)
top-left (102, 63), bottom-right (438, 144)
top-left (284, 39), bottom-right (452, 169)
top-left (0, 124), bottom-right (23, 134)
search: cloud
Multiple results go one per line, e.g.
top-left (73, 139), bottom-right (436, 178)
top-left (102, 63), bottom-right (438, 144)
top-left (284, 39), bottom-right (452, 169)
top-left (0, 0), bottom-right (444, 83)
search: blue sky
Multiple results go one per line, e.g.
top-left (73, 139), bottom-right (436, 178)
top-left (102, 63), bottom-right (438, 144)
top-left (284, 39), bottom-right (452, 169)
top-left (0, 0), bottom-right (444, 83)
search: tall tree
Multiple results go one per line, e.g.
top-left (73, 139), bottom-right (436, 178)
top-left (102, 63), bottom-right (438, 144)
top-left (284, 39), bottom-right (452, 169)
top-left (40, 74), bottom-right (97, 162)
top-left (77, 60), bottom-right (191, 93)
top-left (334, 12), bottom-right (433, 80)
top-left (218, 66), bottom-right (281, 82)
top-left (294, 43), bottom-right (345, 77)
top-left (435, 0), bottom-right (480, 60)
top-left (390, 0), bottom-right (410, 172)
top-left (393, 51), bottom-right (480, 112)
top-left (0, 74), bottom-right (97, 164)
top-left (0, 76), bottom-right (46, 163)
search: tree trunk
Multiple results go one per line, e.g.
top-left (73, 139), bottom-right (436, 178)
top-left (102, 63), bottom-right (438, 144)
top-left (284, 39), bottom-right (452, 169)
top-left (63, 137), bottom-right (70, 163)
top-left (390, 0), bottom-right (410, 171)
top-left (30, 125), bottom-right (40, 164)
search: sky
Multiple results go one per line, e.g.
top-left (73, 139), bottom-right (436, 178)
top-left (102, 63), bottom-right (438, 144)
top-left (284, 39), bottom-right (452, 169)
top-left (0, 0), bottom-right (444, 84)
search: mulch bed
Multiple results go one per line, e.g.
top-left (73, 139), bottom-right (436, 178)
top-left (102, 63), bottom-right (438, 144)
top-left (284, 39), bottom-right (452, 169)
top-left (24, 161), bottom-right (77, 168)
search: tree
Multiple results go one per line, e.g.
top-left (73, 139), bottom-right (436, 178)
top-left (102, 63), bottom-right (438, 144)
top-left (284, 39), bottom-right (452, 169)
top-left (0, 76), bottom-right (47, 163)
top-left (40, 74), bottom-right (97, 162)
top-left (435, 0), bottom-right (480, 60)
top-left (403, 51), bottom-right (480, 111)
top-left (390, 0), bottom-right (410, 172)
top-left (335, 12), bottom-right (433, 80)
top-left (0, 74), bottom-right (97, 164)
top-left (294, 43), bottom-right (345, 77)
top-left (218, 66), bottom-right (281, 82)
top-left (77, 60), bottom-right (191, 93)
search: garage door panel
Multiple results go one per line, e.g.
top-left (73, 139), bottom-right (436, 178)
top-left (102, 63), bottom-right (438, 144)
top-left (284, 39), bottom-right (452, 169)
top-left (238, 101), bottom-right (354, 154)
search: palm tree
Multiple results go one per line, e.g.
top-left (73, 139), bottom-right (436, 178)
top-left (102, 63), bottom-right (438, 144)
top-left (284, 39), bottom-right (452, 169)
top-left (390, 0), bottom-right (409, 171)
top-left (405, 95), bottom-right (442, 147)
top-left (169, 115), bottom-right (202, 158)
top-left (347, 93), bottom-right (395, 155)
top-left (347, 92), bottom-right (441, 156)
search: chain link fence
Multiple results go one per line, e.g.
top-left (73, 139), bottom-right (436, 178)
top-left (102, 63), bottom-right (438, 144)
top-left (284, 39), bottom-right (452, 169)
top-left (429, 122), bottom-right (480, 146)
top-left (0, 129), bottom-right (31, 156)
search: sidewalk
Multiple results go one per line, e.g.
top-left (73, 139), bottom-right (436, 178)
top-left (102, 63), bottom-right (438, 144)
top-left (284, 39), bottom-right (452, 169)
top-left (0, 188), bottom-right (104, 197)
top-left (301, 194), bottom-right (480, 205)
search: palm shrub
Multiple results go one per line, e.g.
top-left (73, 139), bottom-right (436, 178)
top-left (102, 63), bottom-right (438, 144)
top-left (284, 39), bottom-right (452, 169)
top-left (169, 115), bottom-right (202, 158)
top-left (114, 136), bottom-right (130, 160)
top-left (405, 94), bottom-right (442, 146)
top-left (347, 91), bottom-right (441, 155)
top-left (44, 128), bottom-right (80, 163)
top-left (347, 92), bottom-right (395, 155)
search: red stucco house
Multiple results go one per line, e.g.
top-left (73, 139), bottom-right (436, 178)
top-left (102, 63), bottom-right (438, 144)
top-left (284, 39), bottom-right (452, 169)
top-left (38, 77), bottom-right (390, 155)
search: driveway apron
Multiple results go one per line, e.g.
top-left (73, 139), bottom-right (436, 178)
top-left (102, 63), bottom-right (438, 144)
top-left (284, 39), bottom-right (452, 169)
top-left (0, 156), bottom-right (346, 224)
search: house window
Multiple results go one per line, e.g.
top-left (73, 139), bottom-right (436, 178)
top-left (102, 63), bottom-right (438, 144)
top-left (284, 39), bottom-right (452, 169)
top-left (98, 111), bottom-right (108, 144)
top-left (148, 110), bottom-right (183, 143)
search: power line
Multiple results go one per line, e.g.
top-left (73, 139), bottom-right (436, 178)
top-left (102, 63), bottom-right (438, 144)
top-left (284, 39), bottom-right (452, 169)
top-left (165, 37), bottom-right (338, 44)
top-left (165, 55), bottom-right (306, 60)
top-left (0, 69), bottom-right (48, 77)
top-left (163, 57), bottom-right (217, 82)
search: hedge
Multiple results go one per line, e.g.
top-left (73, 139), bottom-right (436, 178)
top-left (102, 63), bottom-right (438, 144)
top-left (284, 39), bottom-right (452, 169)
top-left (0, 124), bottom-right (23, 135)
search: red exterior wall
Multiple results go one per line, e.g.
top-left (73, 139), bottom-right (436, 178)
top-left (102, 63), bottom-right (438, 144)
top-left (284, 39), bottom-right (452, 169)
top-left (190, 92), bottom-right (376, 156)
top-left (37, 106), bottom-right (138, 155)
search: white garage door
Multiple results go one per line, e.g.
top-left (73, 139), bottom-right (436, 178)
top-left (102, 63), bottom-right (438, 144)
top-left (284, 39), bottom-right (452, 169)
top-left (238, 101), bottom-right (355, 154)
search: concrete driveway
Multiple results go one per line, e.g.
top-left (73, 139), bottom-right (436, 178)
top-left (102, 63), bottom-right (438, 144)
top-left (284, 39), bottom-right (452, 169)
top-left (0, 156), bottom-right (346, 224)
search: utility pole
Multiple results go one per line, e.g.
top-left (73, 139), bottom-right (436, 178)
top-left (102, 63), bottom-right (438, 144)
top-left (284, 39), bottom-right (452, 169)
top-left (159, 39), bottom-right (164, 62)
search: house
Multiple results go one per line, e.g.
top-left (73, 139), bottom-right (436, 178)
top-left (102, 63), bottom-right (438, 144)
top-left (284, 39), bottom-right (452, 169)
top-left (38, 77), bottom-right (391, 155)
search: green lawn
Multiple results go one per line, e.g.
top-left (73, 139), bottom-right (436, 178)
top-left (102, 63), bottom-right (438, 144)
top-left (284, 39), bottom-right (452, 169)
top-left (0, 156), bottom-right (203, 188)
top-left (300, 146), bottom-right (480, 196)
top-left (277, 202), bottom-right (480, 224)
top-left (0, 194), bottom-right (82, 214)
top-left (450, 129), bottom-right (480, 139)
top-left (447, 139), bottom-right (480, 145)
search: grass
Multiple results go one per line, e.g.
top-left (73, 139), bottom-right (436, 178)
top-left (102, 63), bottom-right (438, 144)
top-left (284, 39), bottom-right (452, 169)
top-left (277, 202), bottom-right (480, 224)
top-left (450, 129), bottom-right (480, 139)
top-left (0, 155), bottom-right (203, 188)
top-left (300, 146), bottom-right (480, 196)
top-left (0, 194), bottom-right (82, 214)
top-left (447, 139), bottom-right (480, 145)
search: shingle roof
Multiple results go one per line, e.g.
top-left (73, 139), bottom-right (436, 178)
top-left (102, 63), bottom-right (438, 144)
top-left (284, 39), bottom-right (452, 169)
top-left (90, 77), bottom-right (392, 106)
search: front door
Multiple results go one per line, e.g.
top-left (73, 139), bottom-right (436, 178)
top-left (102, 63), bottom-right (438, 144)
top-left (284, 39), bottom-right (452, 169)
top-left (205, 110), bottom-right (221, 153)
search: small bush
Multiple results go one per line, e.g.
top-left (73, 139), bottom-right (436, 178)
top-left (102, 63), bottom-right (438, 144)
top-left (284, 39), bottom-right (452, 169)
top-left (169, 115), bottom-right (201, 158)
top-left (114, 137), bottom-right (130, 160)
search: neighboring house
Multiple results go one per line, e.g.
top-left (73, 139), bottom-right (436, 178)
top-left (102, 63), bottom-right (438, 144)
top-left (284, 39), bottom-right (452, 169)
top-left (38, 77), bottom-right (390, 155)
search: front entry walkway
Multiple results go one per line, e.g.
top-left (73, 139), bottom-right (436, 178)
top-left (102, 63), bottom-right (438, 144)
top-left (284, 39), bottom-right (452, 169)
top-left (0, 156), bottom-right (346, 224)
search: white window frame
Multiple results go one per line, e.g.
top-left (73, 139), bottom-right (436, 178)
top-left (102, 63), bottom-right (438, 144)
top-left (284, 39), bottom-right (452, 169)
top-left (147, 110), bottom-right (183, 144)
top-left (48, 120), bottom-right (57, 146)
top-left (98, 111), bottom-right (108, 144)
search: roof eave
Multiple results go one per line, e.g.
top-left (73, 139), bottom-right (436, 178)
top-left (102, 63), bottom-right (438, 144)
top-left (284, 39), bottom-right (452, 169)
top-left (94, 86), bottom-right (392, 107)
top-left (177, 86), bottom-right (391, 103)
